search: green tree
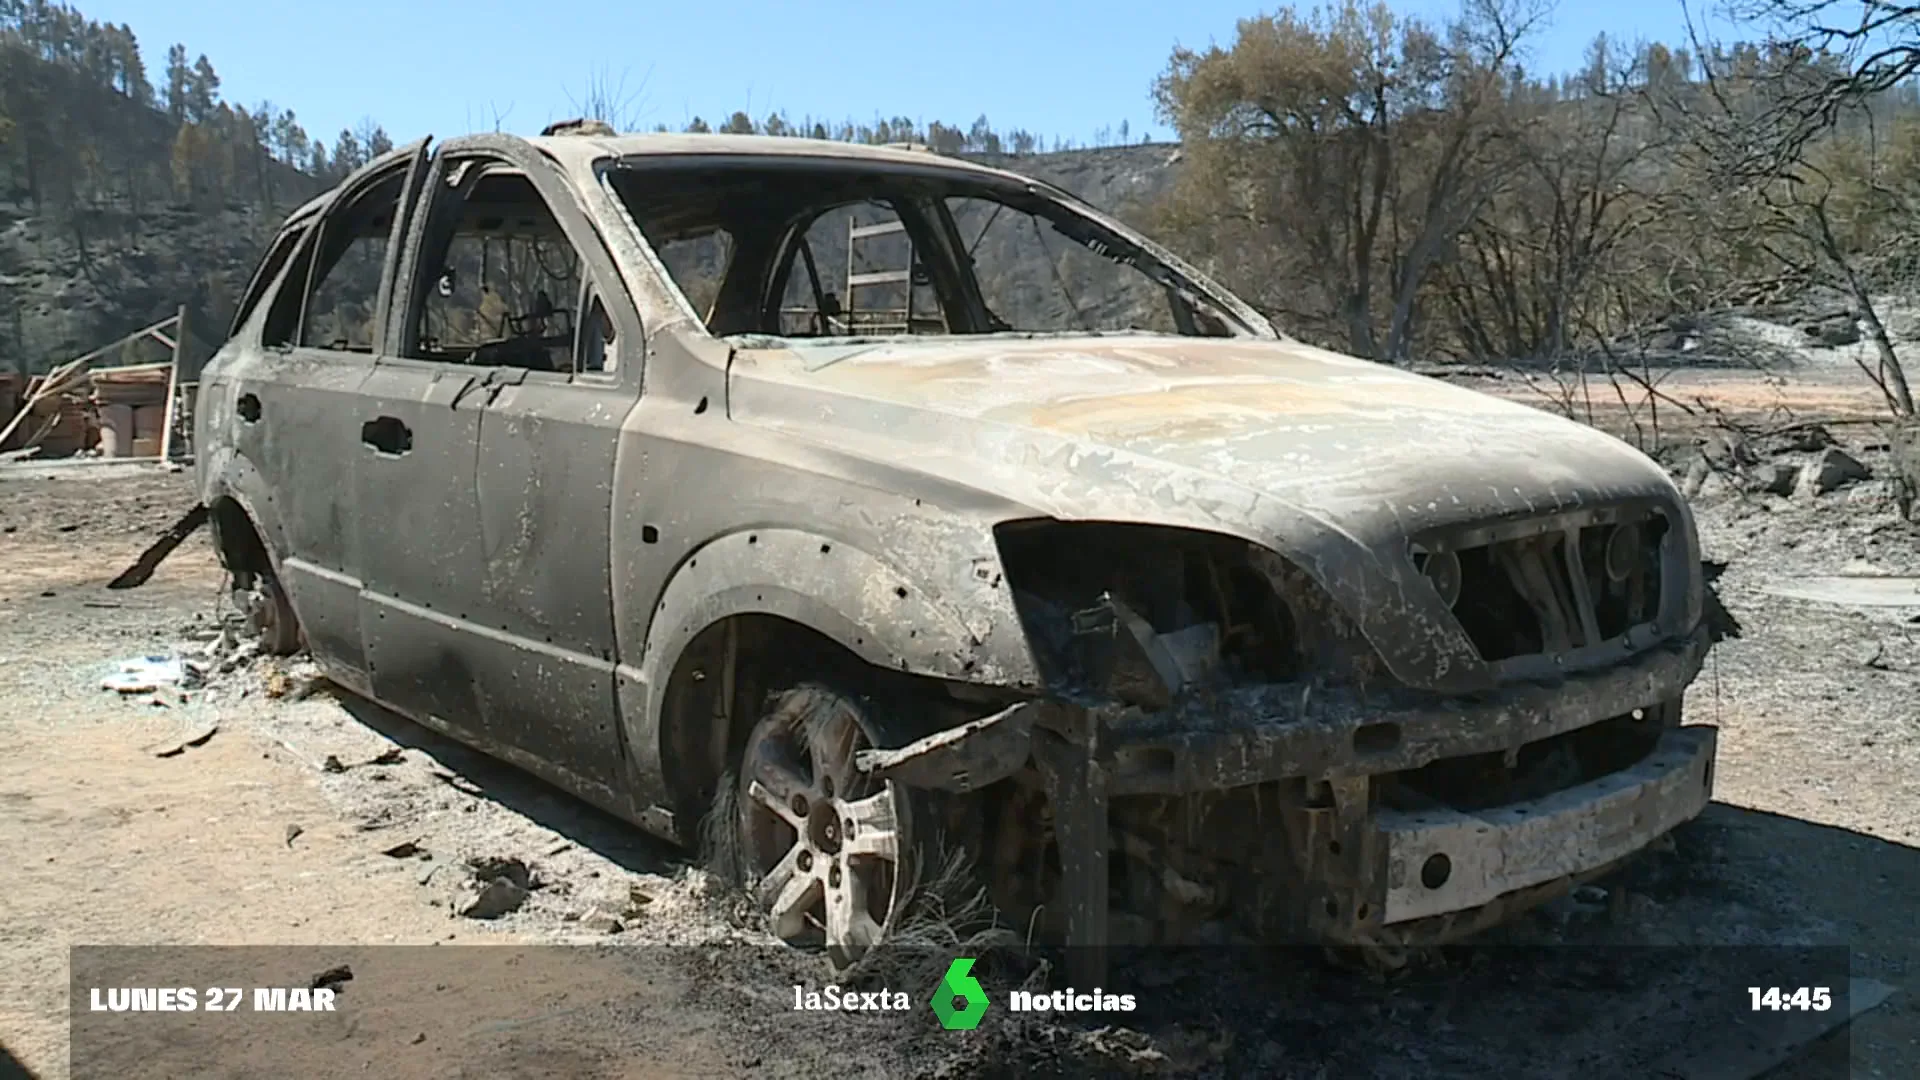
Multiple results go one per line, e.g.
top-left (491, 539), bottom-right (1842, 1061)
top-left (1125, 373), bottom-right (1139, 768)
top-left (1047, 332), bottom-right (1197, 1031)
top-left (163, 42), bottom-right (186, 123)
top-left (271, 108), bottom-right (307, 166)
top-left (186, 53), bottom-right (217, 123)
top-left (332, 126), bottom-right (363, 177)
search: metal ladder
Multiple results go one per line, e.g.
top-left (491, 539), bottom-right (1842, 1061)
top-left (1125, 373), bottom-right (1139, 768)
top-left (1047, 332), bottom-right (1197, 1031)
top-left (843, 216), bottom-right (914, 335)
top-left (843, 213), bottom-right (949, 335)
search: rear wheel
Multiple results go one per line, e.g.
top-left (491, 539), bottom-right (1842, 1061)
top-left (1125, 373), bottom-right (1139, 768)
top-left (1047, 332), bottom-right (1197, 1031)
top-left (233, 566), bottom-right (300, 656)
top-left (737, 685), bottom-right (913, 969)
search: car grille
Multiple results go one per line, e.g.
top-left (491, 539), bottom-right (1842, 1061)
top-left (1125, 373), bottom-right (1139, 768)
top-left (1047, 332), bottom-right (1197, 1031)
top-left (1425, 507), bottom-right (1670, 665)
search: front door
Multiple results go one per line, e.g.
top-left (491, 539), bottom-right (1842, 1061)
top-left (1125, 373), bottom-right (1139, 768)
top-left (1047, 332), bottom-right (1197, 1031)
top-left (378, 145), bottom-right (638, 806)
top-left (342, 145), bottom-right (515, 730)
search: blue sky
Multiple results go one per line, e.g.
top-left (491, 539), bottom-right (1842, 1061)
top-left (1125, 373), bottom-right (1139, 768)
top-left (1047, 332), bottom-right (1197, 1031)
top-left (79, 0), bottom-right (1743, 150)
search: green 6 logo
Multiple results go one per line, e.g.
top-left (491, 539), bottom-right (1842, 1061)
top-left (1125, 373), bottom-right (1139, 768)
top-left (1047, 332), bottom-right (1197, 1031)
top-left (931, 958), bottom-right (989, 1030)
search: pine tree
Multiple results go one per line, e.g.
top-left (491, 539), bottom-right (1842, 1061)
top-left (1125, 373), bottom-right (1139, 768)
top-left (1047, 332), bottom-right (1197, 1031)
top-left (186, 54), bottom-right (218, 123)
top-left (332, 127), bottom-right (363, 177)
top-left (164, 43), bottom-right (188, 123)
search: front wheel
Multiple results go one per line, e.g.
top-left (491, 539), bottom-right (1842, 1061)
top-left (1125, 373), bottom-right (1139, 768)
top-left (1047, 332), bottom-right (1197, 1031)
top-left (736, 685), bottom-right (914, 969)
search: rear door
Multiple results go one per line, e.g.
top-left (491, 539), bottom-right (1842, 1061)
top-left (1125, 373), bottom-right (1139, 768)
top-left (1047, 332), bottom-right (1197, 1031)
top-left (228, 140), bottom-right (430, 691)
top-left (346, 147), bottom-right (509, 730)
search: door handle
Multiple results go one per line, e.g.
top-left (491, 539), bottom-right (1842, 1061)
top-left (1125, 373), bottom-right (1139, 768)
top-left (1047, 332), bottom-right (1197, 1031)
top-left (360, 416), bottom-right (413, 455)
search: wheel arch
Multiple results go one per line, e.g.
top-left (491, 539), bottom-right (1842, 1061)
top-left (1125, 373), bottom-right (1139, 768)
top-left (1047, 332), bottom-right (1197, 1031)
top-left (198, 448), bottom-right (290, 580)
top-left (620, 527), bottom-right (1041, 840)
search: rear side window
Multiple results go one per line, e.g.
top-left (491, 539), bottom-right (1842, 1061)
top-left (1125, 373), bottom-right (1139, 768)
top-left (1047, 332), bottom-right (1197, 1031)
top-left (230, 223), bottom-right (309, 339)
top-left (302, 223), bottom-right (389, 351)
top-left (262, 170), bottom-right (407, 352)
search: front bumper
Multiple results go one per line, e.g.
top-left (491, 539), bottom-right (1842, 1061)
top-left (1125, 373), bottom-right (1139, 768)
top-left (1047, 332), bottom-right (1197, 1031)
top-left (1099, 627), bottom-right (1712, 796)
top-left (858, 628), bottom-right (1717, 974)
top-left (1375, 724), bottom-right (1715, 924)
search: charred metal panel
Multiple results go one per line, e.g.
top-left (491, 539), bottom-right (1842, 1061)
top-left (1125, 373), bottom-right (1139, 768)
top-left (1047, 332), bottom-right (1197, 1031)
top-left (241, 352), bottom-right (372, 574)
top-left (726, 336), bottom-right (1705, 696)
top-left (619, 502), bottom-right (1040, 814)
top-left (221, 348), bottom-right (375, 680)
top-left (853, 701), bottom-right (1042, 791)
top-left (472, 372), bottom-right (633, 791)
top-left (354, 361), bottom-right (491, 726)
top-left (395, 703), bottom-right (632, 821)
top-left (602, 332), bottom-right (735, 820)
top-left (1376, 725), bottom-right (1716, 923)
top-left (606, 327), bottom-right (1046, 817)
top-left (1099, 629), bottom-right (1709, 796)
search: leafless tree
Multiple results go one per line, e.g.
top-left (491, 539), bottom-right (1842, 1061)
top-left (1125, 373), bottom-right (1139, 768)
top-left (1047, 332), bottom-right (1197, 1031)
top-left (564, 65), bottom-right (653, 133)
top-left (1672, 1), bottom-right (1918, 415)
top-left (1152, 0), bottom-right (1547, 362)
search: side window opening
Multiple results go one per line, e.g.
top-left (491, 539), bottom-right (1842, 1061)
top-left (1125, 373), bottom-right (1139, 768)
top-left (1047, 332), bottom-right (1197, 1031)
top-left (303, 211), bottom-right (390, 351)
top-left (231, 223), bottom-right (309, 340)
top-left (261, 172), bottom-right (405, 351)
top-left (576, 285), bottom-right (616, 375)
top-left (409, 166), bottom-right (590, 373)
top-left (260, 240), bottom-right (310, 349)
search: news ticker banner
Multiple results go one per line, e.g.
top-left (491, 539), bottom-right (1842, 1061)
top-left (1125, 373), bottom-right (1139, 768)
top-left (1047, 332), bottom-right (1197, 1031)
top-left (66, 944), bottom-right (1864, 1079)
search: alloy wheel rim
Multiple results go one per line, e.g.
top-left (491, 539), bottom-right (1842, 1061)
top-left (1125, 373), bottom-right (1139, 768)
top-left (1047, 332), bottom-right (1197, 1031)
top-left (739, 697), bottom-right (902, 966)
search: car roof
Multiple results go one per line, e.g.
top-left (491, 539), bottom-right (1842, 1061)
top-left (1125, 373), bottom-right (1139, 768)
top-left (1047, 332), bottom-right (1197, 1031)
top-left (521, 131), bottom-right (1028, 184)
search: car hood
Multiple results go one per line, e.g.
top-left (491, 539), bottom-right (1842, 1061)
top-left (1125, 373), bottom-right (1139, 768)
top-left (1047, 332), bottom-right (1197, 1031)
top-left (726, 333), bottom-right (1683, 547)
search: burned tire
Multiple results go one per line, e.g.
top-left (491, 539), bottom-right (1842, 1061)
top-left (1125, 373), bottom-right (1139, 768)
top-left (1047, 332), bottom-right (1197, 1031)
top-left (736, 684), bottom-right (916, 969)
top-left (233, 566), bottom-right (300, 656)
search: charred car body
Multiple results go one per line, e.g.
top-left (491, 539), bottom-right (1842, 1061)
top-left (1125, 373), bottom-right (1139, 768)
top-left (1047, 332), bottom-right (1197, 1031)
top-left (193, 125), bottom-right (1717, 975)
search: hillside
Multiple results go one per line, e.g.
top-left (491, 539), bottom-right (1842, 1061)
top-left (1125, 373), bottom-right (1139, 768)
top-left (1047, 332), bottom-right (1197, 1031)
top-left (972, 142), bottom-right (1180, 214)
top-left (1, 57), bottom-right (319, 373)
top-left (1, 4), bottom-right (381, 378)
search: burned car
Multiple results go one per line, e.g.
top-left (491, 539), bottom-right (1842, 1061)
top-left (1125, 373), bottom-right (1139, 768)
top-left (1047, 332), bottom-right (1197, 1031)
top-left (193, 123), bottom-right (1717, 976)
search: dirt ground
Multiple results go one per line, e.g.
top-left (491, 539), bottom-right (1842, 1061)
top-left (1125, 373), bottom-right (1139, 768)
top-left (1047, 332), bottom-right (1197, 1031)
top-left (4, 360), bottom-right (1918, 1078)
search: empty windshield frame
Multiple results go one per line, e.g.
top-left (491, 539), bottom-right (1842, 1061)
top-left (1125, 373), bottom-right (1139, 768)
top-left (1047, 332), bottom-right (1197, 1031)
top-left (599, 153), bottom-right (1268, 342)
